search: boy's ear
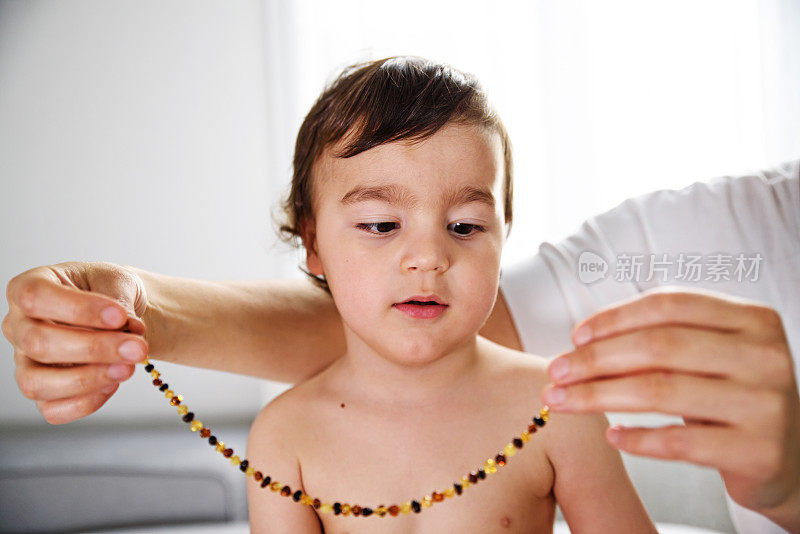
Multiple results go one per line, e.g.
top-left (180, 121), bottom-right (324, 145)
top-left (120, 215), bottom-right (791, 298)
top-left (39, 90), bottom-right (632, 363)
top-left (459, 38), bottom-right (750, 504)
top-left (299, 217), bottom-right (324, 277)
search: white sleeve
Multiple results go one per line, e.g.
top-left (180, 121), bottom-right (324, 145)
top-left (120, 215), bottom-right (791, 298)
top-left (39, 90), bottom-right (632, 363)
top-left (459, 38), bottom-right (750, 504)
top-left (499, 158), bottom-right (800, 360)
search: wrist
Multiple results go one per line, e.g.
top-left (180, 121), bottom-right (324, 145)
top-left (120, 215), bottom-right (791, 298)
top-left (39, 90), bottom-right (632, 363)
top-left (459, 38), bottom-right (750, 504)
top-left (121, 265), bottom-right (171, 360)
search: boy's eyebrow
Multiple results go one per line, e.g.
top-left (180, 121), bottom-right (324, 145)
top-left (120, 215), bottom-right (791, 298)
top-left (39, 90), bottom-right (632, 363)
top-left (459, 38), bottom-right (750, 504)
top-left (339, 183), bottom-right (496, 209)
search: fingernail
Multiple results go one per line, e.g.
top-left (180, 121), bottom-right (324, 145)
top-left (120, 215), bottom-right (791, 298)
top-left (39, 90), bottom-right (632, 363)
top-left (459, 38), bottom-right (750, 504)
top-left (102, 306), bottom-right (125, 327)
top-left (574, 325), bottom-right (592, 345)
top-left (549, 358), bottom-right (570, 381)
top-left (118, 340), bottom-right (143, 362)
top-left (545, 387), bottom-right (566, 406)
top-left (107, 363), bottom-right (133, 380)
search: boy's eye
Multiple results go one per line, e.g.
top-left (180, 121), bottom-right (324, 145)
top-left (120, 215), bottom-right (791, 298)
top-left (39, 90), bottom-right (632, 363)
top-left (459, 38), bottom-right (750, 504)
top-left (357, 222), bottom-right (399, 234)
top-left (449, 222), bottom-right (486, 237)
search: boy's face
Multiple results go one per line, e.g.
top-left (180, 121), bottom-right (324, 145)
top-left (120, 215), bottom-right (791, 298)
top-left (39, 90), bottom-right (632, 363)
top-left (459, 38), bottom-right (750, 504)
top-left (302, 122), bottom-right (507, 365)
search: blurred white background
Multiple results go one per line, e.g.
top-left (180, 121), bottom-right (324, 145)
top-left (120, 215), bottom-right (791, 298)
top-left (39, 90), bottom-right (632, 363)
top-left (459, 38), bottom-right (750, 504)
top-left (0, 2), bottom-right (798, 530)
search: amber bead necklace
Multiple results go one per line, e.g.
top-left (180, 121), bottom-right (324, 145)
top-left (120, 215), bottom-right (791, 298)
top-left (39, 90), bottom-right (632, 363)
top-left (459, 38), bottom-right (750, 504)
top-left (140, 358), bottom-right (550, 518)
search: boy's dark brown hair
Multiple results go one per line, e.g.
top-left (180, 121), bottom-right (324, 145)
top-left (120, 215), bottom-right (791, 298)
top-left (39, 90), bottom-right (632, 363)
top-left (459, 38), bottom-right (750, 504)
top-left (273, 55), bottom-right (514, 295)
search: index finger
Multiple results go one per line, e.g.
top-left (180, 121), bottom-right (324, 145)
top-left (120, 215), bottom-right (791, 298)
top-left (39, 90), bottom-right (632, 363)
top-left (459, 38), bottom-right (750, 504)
top-left (572, 286), bottom-right (776, 346)
top-left (7, 268), bottom-right (127, 330)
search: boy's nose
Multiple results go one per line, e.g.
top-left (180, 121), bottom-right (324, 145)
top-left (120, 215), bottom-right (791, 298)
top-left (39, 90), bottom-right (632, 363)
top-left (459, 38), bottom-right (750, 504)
top-left (401, 237), bottom-right (450, 273)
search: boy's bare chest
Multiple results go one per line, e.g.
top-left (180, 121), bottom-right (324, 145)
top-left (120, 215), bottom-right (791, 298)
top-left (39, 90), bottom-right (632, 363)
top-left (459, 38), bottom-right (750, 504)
top-left (294, 400), bottom-right (555, 533)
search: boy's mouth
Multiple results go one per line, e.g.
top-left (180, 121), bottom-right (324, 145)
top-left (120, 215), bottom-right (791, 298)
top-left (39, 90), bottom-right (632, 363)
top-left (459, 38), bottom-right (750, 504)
top-left (393, 295), bottom-right (449, 319)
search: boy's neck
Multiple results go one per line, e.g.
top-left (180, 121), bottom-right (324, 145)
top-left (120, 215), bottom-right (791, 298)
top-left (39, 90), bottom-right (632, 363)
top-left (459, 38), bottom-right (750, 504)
top-left (333, 332), bottom-right (488, 409)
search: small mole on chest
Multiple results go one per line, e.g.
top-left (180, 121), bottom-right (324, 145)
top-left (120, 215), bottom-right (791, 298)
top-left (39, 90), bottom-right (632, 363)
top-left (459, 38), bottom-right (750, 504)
top-left (340, 402), bottom-right (345, 408)
top-left (499, 515), bottom-right (512, 528)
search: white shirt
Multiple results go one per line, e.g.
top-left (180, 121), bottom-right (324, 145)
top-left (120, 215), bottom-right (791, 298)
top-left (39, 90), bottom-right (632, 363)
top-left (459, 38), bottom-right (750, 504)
top-left (499, 159), bottom-right (800, 534)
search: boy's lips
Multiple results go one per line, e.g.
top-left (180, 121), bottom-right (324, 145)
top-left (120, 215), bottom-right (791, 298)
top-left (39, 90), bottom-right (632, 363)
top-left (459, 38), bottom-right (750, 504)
top-left (393, 295), bottom-right (449, 319)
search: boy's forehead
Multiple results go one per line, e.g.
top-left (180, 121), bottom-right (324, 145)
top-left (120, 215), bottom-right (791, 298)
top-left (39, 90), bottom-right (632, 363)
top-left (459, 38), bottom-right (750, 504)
top-left (314, 124), bottom-right (504, 205)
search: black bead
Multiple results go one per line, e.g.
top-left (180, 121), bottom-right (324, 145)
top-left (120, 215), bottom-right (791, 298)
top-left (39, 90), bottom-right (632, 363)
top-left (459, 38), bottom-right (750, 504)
top-left (454, 483), bottom-right (462, 495)
top-left (513, 437), bottom-right (524, 448)
top-left (144, 364), bottom-right (154, 373)
top-left (533, 417), bottom-right (545, 427)
top-left (292, 490), bottom-right (302, 502)
top-left (477, 468), bottom-right (486, 479)
top-left (411, 500), bottom-right (421, 513)
top-left (361, 507), bottom-right (373, 517)
top-left (159, 383), bottom-right (169, 391)
top-left (239, 460), bottom-right (249, 472)
top-left (333, 503), bottom-right (342, 515)
top-left (208, 436), bottom-right (217, 446)
top-left (260, 478), bottom-right (270, 488)
top-left (182, 412), bottom-right (194, 423)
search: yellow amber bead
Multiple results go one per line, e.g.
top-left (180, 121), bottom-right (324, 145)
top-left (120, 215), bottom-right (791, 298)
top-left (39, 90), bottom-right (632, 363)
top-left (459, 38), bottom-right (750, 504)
top-left (485, 464), bottom-right (497, 474)
top-left (150, 370), bottom-right (159, 379)
top-left (215, 442), bottom-right (225, 452)
top-left (422, 496), bottom-right (432, 508)
top-left (460, 475), bottom-right (471, 488)
top-left (520, 431), bottom-right (531, 442)
top-left (342, 504), bottom-right (351, 516)
top-left (376, 505), bottom-right (387, 516)
top-left (300, 495), bottom-right (312, 505)
top-left (400, 502), bottom-right (411, 515)
top-left (165, 390), bottom-right (174, 399)
top-left (177, 405), bottom-right (188, 415)
top-left (246, 467), bottom-right (255, 477)
top-left (230, 456), bottom-right (240, 466)
top-left (190, 420), bottom-right (203, 432)
top-left (486, 458), bottom-right (496, 467)
top-left (504, 443), bottom-right (517, 457)
top-left (444, 488), bottom-right (455, 498)
top-left (143, 359), bottom-right (150, 366)
top-left (270, 482), bottom-right (281, 492)
top-left (319, 503), bottom-right (333, 514)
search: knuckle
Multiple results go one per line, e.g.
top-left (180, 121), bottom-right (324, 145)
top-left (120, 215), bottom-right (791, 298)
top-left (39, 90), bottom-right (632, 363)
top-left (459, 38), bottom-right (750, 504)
top-left (16, 370), bottom-right (40, 400)
top-left (643, 329), bottom-right (670, 361)
top-left (640, 372), bottom-right (673, 409)
top-left (661, 428), bottom-right (688, 460)
top-left (20, 324), bottom-right (46, 359)
top-left (88, 333), bottom-right (107, 361)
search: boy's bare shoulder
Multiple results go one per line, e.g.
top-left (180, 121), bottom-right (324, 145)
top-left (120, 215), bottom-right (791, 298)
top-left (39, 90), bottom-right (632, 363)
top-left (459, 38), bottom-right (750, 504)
top-left (477, 336), bottom-right (552, 392)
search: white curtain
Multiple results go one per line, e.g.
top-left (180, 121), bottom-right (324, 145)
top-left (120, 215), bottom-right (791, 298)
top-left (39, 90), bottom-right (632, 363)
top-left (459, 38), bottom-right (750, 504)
top-left (263, 0), bottom-right (800, 269)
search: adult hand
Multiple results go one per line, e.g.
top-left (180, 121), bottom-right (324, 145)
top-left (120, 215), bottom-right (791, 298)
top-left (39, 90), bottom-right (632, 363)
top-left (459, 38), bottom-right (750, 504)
top-left (2, 261), bottom-right (149, 424)
top-left (542, 287), bottom-right (800, 532)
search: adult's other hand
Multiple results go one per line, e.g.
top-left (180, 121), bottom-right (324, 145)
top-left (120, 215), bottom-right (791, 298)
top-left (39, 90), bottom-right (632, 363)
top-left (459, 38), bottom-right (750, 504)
top-left (2, 261), bottom-right (149, 424)
top-left (542, 287), bottom-right (800, 531)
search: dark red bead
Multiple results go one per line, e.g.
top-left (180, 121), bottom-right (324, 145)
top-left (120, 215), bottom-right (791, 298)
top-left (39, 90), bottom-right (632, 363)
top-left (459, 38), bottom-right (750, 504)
top-left (495, 454), bottom-right (506, 466)
top-left (280, 485), bottom-right (291, 497)
top-left (352, 505), bottom-right (361, 516)
top-left (222, 448), bottom-right (233, 458)
top-left (152, 379), bottom-right (162, 386)
top-left (388, 505), bottom-right (399, 516)
top-left (254, 471), bottom-right (263, 482)
top-left (468, 472), bottom-right (478, 484)
top-left (528, 424), bottom-right (537, 433)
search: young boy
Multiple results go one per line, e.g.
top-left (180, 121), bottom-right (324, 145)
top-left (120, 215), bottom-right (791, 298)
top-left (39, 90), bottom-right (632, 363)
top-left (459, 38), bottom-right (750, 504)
top-left (246, 56), bottom-right (656, 533)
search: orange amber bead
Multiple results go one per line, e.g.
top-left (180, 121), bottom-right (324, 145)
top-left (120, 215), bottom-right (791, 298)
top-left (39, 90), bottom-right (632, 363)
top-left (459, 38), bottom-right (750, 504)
top-left (388, 505), bottom-right (399, 516)
top-left (432, 492), bottom-right (444, 502)
top-left (200, 428), bottom-right (211, 438)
